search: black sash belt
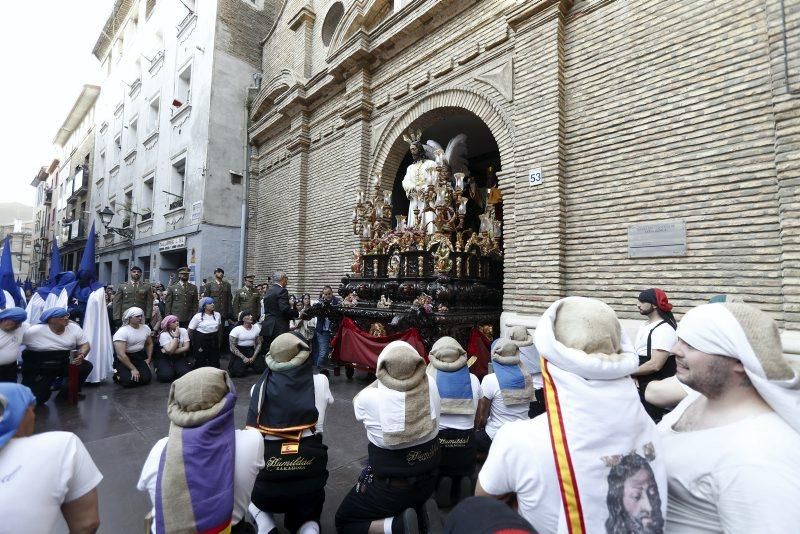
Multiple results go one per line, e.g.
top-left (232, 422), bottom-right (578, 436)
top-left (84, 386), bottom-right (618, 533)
top-left (368, 437), bottom-right (441, 479)
top-left (22, 349), bottom-right (70, 372)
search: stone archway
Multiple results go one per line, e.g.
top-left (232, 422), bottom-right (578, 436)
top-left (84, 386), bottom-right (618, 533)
top-left (370, 87), bottom-right (515, 186)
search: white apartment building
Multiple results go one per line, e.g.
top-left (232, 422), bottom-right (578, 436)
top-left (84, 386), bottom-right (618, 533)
top-left (91, 0), bottom-right (276, 285)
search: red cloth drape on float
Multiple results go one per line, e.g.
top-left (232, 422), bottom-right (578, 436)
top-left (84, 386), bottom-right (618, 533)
top-left (466, 327), bottom-right (491, 380)
top-left (331, 317), bottom-right (427, 370)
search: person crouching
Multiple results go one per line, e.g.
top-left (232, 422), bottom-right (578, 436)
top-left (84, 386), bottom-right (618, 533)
top-left (427, 336), bottom-right (481, 508)
top-left (112, 307), bottom-right (153, 387)
top-left (335, 341), bottom-right (442, 534)
top-left (189, 297), bottom-right (222, 368)
top-left (247, 332), bottom-right (332, 534)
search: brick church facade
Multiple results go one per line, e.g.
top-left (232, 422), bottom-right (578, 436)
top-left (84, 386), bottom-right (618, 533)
top-left (246, 0), bottom-right (800, 338)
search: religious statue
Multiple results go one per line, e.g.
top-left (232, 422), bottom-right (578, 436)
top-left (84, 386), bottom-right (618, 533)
top-left (351, 249), bottom-right (362, 275)
top-left (387, 253), bottom-right (401, 277)
top-left (401, 129), bottom-right (438, 230)
top-left (377, 294), bottom-right (393, 308)
top-left (369, 322), bottom-right (387, 337)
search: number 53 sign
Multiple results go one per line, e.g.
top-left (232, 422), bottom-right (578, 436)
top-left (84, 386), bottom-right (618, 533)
top-left (528, 168), bottom-right (543, 186)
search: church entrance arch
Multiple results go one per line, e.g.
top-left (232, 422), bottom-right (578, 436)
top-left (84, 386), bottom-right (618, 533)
top-left (382, 108), bottom-right (503, 233)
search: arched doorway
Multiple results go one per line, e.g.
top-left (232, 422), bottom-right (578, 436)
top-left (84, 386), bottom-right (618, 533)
top-left (386, 107), bottom-right (503, 237)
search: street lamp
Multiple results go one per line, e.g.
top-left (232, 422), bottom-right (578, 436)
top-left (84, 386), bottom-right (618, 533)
top-left (97, 206), bottom-right (137, 265)
top-left (33, 242), bottom-right (41, 254)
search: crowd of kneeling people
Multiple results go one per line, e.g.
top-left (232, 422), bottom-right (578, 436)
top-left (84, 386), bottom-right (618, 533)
top-left (0, 289), bottom-right (799, 533)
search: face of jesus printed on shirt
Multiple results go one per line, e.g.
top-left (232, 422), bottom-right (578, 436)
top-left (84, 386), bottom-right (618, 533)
top-left (605, 452), bottom-right (663, 534)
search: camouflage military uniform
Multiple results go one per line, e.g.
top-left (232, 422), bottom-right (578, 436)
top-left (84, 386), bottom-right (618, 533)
top-left (112, 280), bottom-right (154, 321)
top-left (164, 281), bottom-right (199, 325)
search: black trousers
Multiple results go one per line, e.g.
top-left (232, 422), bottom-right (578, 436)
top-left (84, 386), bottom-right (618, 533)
top-left (21, 352), bottom-right (93, 405)
top-left (156, 355), bottom-right (193, 382)
top-left (227, 345), bottom-right (265, 377)
top-left (335, 474), bottom-right (437, 534)
top-left (0, 361), bottom-right (17, 382)
top-left (115, 351), bottom-right (152, 387)
top-left (194, 331), bottom-right (220, 368)
top-left (254, 488), bottom-right (325, 533)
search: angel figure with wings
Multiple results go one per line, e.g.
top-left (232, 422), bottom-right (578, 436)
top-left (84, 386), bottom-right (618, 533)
top-left (401, 129), bottom-right (469, 232)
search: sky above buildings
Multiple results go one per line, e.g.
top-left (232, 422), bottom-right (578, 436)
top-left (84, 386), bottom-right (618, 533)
top-left (1, 0), bottom-right (112, 206)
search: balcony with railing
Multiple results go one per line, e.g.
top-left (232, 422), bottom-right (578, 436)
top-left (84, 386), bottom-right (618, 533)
top-left (67, 166), bottom-right (90, 204)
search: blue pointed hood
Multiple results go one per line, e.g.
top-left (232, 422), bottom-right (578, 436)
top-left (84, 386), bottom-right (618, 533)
top-left (0, 236), bottom-right (25, 308)
top-left (49, 236), bottom-right (61, 285)
top-left (76, 222), bottom-right (102, 302)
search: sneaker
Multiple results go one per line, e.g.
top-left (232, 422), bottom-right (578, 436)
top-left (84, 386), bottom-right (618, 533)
top-left (392, 508), bottom-right (419, 534)
top-left (422, 498), bottom-right (443, 534)
top-left (435, 476), bottom-right (452, 508)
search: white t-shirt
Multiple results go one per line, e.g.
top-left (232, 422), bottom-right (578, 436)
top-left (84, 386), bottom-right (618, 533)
top-left (230, 324), bottom-right (261, 347)
top-left (438, 373), bottom-right (481, 431)
top-left (518, 344), bottom-right (544, 389)
top-left (0, 431), bottom-right (103, 532)
top-left (158, 328), bottom-right (190, 351)
top-left (112, 324), bottom-right (152, 352)
top-left (481, 373), bottom-right (530, 439)
top-left (22, 322), bottom-right (89, 351)
top-left (251, 374), bottom-right (334, 440)
top-left (478, 417), bottom-right (560, 533)
top-left (188, 312), bottom-right (221, 334)
top-left (634, 319), bottom-right (678, 357)
top-left (657, 392), bottom-right (800, 533)
top-left (137, 428), bottom-right (265, 533)
top-left (0, 323), bottom-right (28, 365)
top-left (354, 376), bottom-right (441, 449)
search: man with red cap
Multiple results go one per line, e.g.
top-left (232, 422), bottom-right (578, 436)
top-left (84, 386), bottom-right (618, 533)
top-left (633, 288), bottom-right (678, 421)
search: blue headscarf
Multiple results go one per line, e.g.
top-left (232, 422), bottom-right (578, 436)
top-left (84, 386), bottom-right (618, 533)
top-left (198, 297), bottom-right (214, 314)
top-left (0, 307), bottom-right (27, 323)
top-left (39, 307), bottom-right (70, 324)
top-left (0, 383), bottom-right (35, 448)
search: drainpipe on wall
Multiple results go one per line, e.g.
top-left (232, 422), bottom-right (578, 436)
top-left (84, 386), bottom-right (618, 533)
top-left (238, 82), bottom-right (259, 283)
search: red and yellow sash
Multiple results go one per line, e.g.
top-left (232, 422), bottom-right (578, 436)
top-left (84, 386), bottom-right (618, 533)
top-left (542, 358), bottom-right (586, 534)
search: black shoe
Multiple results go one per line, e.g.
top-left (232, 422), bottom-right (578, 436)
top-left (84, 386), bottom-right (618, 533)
top-left (422, 498), bottom-right (443, 534)
top-left (457, 476), bottom-right (473, 503)
top-left (392, 508), bottom-right (419, 534)
top-left (320, 368), bottom-right (330, 378)
top-left (346, 366), bottom-right (355, 379)
top-left (435, 476), bottom-right (452, 508)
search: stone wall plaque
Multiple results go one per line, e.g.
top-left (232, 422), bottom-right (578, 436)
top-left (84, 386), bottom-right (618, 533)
top-left (628, 220), bottom-right (686, 258)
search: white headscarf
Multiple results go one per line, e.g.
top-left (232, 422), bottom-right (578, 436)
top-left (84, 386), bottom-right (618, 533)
top-left (122, 306), bottom-right (145, 326)
top-left (677, 303), bottom-right (800, 433)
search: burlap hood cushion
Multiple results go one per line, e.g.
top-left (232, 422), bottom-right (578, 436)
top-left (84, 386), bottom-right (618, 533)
top-left (374, 340), bottom-right (436, 446)
top-left (428, 336), bottom-right (467, 371)
top-left (492, 338), bottom-right (521, 365)
top-left (266, 332), bottom-right (311, 371)
top-left (535, 297), bottom-right (638, 380)
top-left (167, 367), bottom-right (235, 428)
top-left (508, 325), bottom-right (534, 347)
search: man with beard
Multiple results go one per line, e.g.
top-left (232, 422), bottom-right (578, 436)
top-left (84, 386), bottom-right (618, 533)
top-left (632, 288), bottom-right (678, 421)
top-left (112, 266), bottom-right (153, 329)
top-left (657, 302), bottom-right (800, 532)
top-left (604, 452), bottom-right (663, 533)
top-left (165, 267), bottom-right (199, 328)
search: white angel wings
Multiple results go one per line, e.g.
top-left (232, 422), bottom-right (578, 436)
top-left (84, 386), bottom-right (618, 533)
top-left (423, 133), bottom-right (468, 174)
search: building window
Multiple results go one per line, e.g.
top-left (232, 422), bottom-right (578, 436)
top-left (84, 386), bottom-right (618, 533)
top-left (175, 63), bottom-right (192, 107)
top-left (142, 174), bottom-right (154, 216)
top-left (114, 133), bottom-right (122, 161)
top-left (170, 157), bottom-right (186, 210)
top-left (148, 94), bottom-right (160, 133)
top-left (322, 2), bottom-right (344, 47)
top-left (127, 117), bottom-right (138, 151)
